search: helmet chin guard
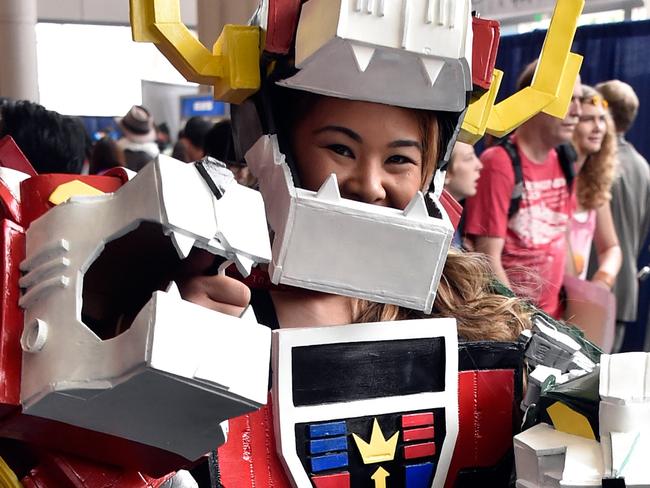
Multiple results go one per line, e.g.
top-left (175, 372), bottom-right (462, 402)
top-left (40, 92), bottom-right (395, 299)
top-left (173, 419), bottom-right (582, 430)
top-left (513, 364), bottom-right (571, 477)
top-left (246, 134), bottom-right (453, 313)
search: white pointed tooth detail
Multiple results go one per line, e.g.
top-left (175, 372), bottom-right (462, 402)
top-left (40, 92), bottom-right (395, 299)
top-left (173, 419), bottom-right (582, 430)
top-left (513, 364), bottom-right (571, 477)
top-left (234, 254), bottom-right (255, 278)
top-left (315, 174), bottom-right (341, 202)
top-left (170, 231), bottom-right (195, 259)
top-left (403, 191), bottom-right (429, 221)
top-left (166, 281), bottom-right (183, 299)
top-left (350, 44), bottom-right (375, 73)
top-left (420, 58), bottom-right (444, 87)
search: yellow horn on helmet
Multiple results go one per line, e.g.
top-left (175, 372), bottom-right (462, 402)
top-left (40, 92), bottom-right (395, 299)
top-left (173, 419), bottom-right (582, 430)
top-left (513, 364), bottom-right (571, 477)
top-left (460, 0), bottom-right (584, 145)
top-left (130, 0), bottom-right (261, 104)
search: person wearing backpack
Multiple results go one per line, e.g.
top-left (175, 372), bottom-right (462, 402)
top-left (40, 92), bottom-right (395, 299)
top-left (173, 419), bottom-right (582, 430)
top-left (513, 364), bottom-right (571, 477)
top-left (464, 61), bottom-right (582, 318)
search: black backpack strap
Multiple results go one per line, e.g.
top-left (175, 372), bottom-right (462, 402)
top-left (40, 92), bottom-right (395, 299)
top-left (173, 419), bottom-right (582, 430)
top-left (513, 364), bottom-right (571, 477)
top-left (497, 137), bottom-right (524, 219)
top-left (555, 142), bottom-right (577, 192)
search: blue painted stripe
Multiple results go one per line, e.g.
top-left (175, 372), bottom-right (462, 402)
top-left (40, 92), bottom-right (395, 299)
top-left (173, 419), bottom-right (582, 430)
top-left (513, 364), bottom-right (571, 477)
top-left (309, 436), bottom-right (348, 455)
top-left (405, 462), bottom-right (435, 488)
top-left (309, 421), bottom-right (347, 438)
top-left (310, 453), bottom-right (349, 473)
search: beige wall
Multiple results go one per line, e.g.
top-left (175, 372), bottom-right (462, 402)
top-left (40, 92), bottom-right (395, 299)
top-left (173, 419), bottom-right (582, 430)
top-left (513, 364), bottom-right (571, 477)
top-left (197, 0), bottom-right (259, 46)
top-left (0, 0), bottom-right (39, 101)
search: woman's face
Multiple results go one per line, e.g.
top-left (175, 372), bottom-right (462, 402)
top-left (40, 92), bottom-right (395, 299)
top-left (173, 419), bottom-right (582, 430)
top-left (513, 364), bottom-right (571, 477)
top-left (292, 97), bottom-right (425, 210)
top-left (445, 142), bottom-right (483, 201)
top-left (574, 100), bottom-right (607, 156)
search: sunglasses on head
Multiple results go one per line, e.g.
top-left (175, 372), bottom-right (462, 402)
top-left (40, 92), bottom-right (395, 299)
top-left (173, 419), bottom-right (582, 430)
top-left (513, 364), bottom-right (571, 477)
top-left (580, 95), bottom-right (608, 108)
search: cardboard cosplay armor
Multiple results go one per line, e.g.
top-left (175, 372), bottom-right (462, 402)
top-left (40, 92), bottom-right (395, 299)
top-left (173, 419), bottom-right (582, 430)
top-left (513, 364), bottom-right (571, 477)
top-left (273, 319), bottom-right (459, 488)
top-left (18, 155), bottom-right (272, 461)
top-left (515, 352), bottom-right (650, 487)
top-left (0, 141), bottom-right (273, 480)
top-left (131, 0), bottom-right (585, 313)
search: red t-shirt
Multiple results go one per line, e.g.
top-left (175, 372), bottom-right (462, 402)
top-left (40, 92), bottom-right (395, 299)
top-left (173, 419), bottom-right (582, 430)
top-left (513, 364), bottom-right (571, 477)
top-left (464, 140), bottom-right (572, 318)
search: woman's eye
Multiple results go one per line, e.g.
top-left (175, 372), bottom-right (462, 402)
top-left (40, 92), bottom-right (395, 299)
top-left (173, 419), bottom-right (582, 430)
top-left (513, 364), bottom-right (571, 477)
top-left (326, 144), bottom-right (354, 158)
top-left (386, 154), bottom-right (415, 165)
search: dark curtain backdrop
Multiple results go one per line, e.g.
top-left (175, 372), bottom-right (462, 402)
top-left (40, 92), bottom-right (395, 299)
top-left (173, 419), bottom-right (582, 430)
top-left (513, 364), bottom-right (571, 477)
top-left (493, 20), bottom-right (650, 349)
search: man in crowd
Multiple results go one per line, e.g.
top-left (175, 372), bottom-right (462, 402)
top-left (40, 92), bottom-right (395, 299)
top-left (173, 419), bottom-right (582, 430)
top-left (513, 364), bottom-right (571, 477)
top-left (464, 61), bottom-right (582, 318)
top-left (0, 99), bottom-right (87, 174)
top-left (178, 116), bottom-right (212, 163)
top-left (117, 104), bottom-right (160, 171)
top-left (595, 80), bottom-right (650, 350)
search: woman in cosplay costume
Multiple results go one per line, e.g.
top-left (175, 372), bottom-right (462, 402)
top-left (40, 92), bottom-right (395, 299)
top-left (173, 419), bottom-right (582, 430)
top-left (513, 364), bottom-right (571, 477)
top-left (1, 0), bottom-right (633, 487)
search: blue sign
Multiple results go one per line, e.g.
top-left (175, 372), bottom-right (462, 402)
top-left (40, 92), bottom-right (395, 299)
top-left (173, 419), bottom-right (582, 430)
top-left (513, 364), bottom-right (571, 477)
top-left (180, 95), bottom-right (226, 118)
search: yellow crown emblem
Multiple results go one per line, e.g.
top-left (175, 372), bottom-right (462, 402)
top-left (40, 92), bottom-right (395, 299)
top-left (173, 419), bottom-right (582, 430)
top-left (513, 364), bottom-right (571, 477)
top-left (352, 419), bottom-right (398, 464)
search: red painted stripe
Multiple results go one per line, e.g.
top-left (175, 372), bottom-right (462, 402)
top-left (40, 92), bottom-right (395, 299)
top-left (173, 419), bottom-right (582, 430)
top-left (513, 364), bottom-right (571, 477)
top-left (402, 426), bottom-right (435, 442)
top-left (312, 472), bottom-right (350, 488)
top-left (404, 442), bottom-right (436, 460)
top-left (401, 412), bottom-right (434, 428)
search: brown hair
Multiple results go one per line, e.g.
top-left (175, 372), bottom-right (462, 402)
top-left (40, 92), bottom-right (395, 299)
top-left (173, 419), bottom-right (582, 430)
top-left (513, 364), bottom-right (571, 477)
top-left (595, 80), bottom-right (639, 134)
top-left (352, 251), bottom-right (532, 341)
top-left (516, 60), bottom-right (538, 91)
top-left (574, 85), bottom-right (617, 210)
top-left (90, 137), bottom-right (125, 174)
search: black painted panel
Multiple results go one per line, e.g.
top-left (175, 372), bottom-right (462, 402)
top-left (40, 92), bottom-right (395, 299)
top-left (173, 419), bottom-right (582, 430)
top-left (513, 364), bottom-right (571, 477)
top-left (292, 338), bottom-right (446, 407)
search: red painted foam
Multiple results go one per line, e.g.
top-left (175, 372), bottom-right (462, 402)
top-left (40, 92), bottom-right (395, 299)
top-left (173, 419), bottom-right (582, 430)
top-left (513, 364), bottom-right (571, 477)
top-left (217, 395), bottom-right (292, 488)
top-left (20, 174), bottom-right (124, 227)
top-left (312, 472), bottom-right (351, 488)
top-left (403, 426), bottom-right (435, 442)
top-left (0, 220), bottom-right (24, 418)
top-left (403, 442), bottom-right (436, 460)
top-left (471, 17), bottom-right (501, 91)
top-left (444, 369), bottom-right (515, 488)
top-left (401, 412), bottom-right (434, 429)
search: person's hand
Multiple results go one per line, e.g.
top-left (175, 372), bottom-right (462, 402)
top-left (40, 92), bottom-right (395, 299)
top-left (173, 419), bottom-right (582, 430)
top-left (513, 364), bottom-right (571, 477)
top-left (176, 249), bottom-right (251, 317)
top-left (591, 270), bottom-right (615, 290)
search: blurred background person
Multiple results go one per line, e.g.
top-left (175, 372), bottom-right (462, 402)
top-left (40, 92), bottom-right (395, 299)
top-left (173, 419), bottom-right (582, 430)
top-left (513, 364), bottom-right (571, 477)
top-left (444, 141), bottom-right (483, 248)
top-left (595, 80), bottom-right (650, 351)
top-left (89, 136), bottom-right (125, 174)
top-left (117, 104), bottom-right (159, 171)
top-left (567, 86), bottom-right (622, 289)
top-left (177, 116), bottom-right (212, 162)
top-left (0, 99), bottom-right (86, 174)
top-left (204, 119), bottom-right (257, 187)
top-left (445, 142), bottom-right (483, 202)
top-left (155, 122), bottom-right (172, 156)
top-left (171, 130), bottom-right (188, 162)
top-left (464, 61), bottom-right (581, 318)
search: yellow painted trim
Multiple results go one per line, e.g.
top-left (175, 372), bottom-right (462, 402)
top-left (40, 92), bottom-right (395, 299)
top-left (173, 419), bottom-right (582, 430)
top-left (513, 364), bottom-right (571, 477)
top-left (353, 419), bottom-right (399, 465)
top-left (129, 0), bottom-right (261, 103)
top-left (542, 53), bottom-right (583, 119)
top-left (547, 401), bottom-right (596, 440)
top-left (459, 69), bottom-right (503, 145)
top-left (461, 0), bottom-right (585, 143)
top-left (49, 180), bottom-right (106, 206)
top-left (0, 456), bottom-right (22, 488)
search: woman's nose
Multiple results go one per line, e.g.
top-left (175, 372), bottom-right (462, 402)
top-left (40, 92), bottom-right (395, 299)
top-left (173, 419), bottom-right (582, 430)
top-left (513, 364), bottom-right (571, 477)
top-left (340, 158), bottom-right (387, 205)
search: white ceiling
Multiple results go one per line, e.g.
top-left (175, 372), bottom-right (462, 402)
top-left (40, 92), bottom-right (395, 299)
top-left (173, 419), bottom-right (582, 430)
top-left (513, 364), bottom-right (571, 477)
top-left (37, 0), bottom-right (198, 26)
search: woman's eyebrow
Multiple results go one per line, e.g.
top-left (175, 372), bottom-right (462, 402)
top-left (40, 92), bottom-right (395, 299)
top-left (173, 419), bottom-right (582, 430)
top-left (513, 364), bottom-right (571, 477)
top-left (313, 125), bottom-right (362, 143)
top-left (388, 140), bottom-right (422, 151)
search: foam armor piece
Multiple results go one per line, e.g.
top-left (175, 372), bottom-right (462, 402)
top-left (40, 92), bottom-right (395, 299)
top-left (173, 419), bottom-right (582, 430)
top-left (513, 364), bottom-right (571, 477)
top-left (19, 156), bottom-right (272, 461)
top-left (246, 135), bottom-right (453, 313)
top-left (272, 318), bottom-right (459, 488)
top-left (515, 353), bottom-right (650, 487)
top-left (278, 0), bottom-right (473, 112)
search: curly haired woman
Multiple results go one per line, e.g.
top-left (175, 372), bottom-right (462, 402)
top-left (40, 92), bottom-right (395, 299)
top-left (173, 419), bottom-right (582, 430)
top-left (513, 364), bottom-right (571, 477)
top-left (568, 85), bottom-right (622, 288)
